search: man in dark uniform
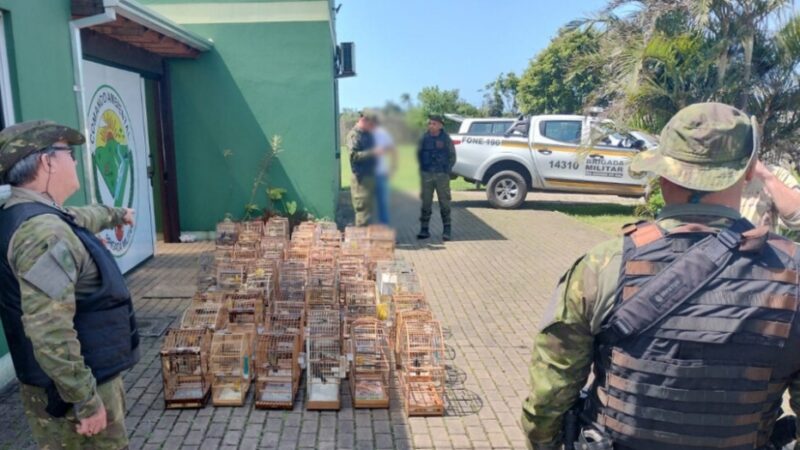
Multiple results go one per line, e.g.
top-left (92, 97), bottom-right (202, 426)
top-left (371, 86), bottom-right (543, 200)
top-left (417, 114), bottom-right (456, 241)
top-left (0, 120), bottom-right (139, 450)
top-left (523, 103), bottom-right (800, 450)
top-left (346, 110), bottom-right (379, 226)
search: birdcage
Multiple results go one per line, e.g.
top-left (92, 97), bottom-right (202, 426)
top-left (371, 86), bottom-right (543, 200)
top-left (209, 332), bottom-right (253, 406)
top-left (224, 291), bottom-right (265, 326)
top-left (268, 304), bottom-right (305, 336)
top-left (375, 259), bottom-right (416, 301)
top-left (261, 238), bottom-right (287, 262)
top-left (309, 246), bottom-right (338, 268)
top-left (265, 216), bottom-right (290, 238)
top-left (344, 226), bottom-right (369, 242)
top-left (343, 280), bottom-right (377, 336)
top-left (389, 293), bottom-right (429, 350)
top-left (349, 318), bottom-right (390, 408)
top-left (180, 302), bottom-right (228, 331)
top-left (397, 318), bottom-right (445, 416)
top-left (245, 261), bottom-right (277, 303)
top-left (232, 243), bottom-right (260, 263)
top-left (394, 309), bottom-right (434, 362)
top-left (216, 263), bottom-right (246, 290)
top-left (239, 220), bottom-right (264, 242)
top-left (306, 309), bottom-right (345, 410)
top-left (254, 331), bottom-right (302, 409)
top-left (306, 266), bottom-right (338, 309)
top-left (161, 328), bottom-right (213, 409)
top-left (216, 220), bottom-right (239, 246)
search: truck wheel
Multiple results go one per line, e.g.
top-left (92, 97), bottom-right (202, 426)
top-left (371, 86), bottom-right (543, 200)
top-left (486, 170), bottom-right (528, 209)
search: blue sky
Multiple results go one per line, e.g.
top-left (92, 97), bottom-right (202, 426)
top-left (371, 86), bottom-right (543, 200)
top-left (336, 0), bottom-right (608, 111)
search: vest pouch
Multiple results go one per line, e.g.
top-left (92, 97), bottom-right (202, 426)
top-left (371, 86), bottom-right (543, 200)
top-left (73, 305), bottom-right (137, 383)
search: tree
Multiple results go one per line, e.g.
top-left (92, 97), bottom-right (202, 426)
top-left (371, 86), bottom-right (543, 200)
top-left (482, 72), bottom-right (520, 116)
top-left (408, 86), bottom-right (480, 132)
top-left (516, 27), bottom-right (603, 115)
top-left (572, 0), bottom-right (800, 157)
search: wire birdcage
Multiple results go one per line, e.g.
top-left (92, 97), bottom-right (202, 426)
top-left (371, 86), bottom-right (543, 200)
top-left (389, 293), bottom-right (429, 350)
top-left (254, 331), bottom-right (302, 409)
top-left (245, 260), bottom-right (277, 304)
top-left (268, 304), bottom-right (305, 336)
top-left (181, 302), bottom-right (228, 331)
top-left (344, 226), bottom-right (369, 243)
top-left (240, 220), bottom-right (264, 240)
top-left (261, 237), bottom-right (288, 262)
top-left (306, 309), bottom-right (344, 410)
top-left (216, 220), bottom-right (239, 246)
top-left (395, 309), bottom-right (434, 363)
top-left (161, 328), bottom-right (213, 409)
top-left (232, 243), bottom-right (260, 263)
top-left (209, 332), bottom-right (252, 406)
top-left (309, 246), bottom-right (338, 268)
top-left (349, 317), bottom-right (390, 408)
top-left (397, 317), bottom-right (445, 416)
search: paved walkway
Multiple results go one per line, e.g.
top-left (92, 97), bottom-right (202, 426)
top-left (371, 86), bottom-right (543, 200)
top-left (0, 191), bottom-right (614, 450)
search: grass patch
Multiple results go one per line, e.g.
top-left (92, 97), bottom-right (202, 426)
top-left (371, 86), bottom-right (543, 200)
top-left (341, 144), bottom-right (476, 192)
top-left (529, 202), bottom-right (640, 236)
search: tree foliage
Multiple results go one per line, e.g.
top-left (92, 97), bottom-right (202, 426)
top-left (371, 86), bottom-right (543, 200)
top-left (572, 0), bottom-right (800, 157)
top-left (516, 27), bottom-right (604, 115)
top-left (482, 72), bottom-right (520, 116)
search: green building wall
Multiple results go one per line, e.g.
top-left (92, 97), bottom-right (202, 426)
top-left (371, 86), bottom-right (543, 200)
top-left (141, 0), bottom-right (341, 231)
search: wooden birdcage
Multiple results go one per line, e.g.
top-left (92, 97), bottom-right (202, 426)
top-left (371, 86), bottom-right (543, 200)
top-left (161, 328), bottom-right (213, 409)
top-left (306, 309), bottom-right (345, 410)
top-left (306, 266), bottom-right (338, 309)
top-left (344, 226), bottom-right (369, 243)
top-left (181, 302), bottom-right (228, 331)
top-left (394, 309), bottom-right (434, 362)
top-left (265, 216), bottom-right (290, 239)
top-left (349, 318), bottom-right (390, 408)
top-left (261, 238), bottom-right (287, 262)
top-left (389, 293), bottom-right (429, 350)
top-left (240, 220), bottom-right (264, 241)
top-left (268, 304), bottom-right (305, 336)
top-left (232, 243), bottom-right (259, 263)
top-left (254, 331), bottom-right (302, 409)
top-left (309, 246), bottom-right (338, 268)
top-left (216, 263), bottom-right (246, 290)
top-left (343, 280), bottom-right (377, 336)
top-left (223, 291), bottom-right (265, 326)
top-left (209, 332), bottom-right (253, 406)
top-left (216, 220), bottom-right (239, 246)
top-left (397, 317), bottom-right (445, 416)
top-left (245, 261), bottom-right (277, 304)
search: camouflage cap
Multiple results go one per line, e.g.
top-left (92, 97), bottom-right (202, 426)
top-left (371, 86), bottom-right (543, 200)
top-left (629, 102), bottom-right (758, 192)
top-left (360, 109), bottom-right (379, 124)
top-left (0, 120), bottom-right (84, 178)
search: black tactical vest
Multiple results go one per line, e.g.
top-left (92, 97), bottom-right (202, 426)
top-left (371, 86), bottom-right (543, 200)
top-left (0, 202), bottom-right (140, 387)
top-left (587, 222), bottom-right (800, 450)
top-left (419, 132), bottom-right (451, 173)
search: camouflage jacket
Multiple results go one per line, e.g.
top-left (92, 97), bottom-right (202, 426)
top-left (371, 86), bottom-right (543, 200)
top-left (2, 187), bottom-right (128, 419)
top-left (521, 203), bottom-right (800, 449)
top-left (741, 164), bottom-right (800, 235)
top-left (346, 126), bottom-right (376, 178)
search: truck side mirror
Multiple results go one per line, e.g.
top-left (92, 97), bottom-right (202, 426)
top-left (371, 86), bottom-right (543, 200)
top-left (632, 139), bottom-right (646, 150)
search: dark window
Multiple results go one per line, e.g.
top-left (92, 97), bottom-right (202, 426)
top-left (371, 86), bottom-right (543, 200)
top-left (468, 121), bottom-right (513, 136)
top-left (540, 121), bottom-right (582, 144)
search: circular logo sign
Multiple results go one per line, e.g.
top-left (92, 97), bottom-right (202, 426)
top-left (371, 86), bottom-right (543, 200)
top-left (87, 85), bottom-right (137, 257)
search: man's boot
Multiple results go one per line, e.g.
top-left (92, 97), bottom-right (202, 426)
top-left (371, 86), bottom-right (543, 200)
top-left (417, 226), bottom-right (430, 239)
top-left (442, 225), bottom-right (452, 241)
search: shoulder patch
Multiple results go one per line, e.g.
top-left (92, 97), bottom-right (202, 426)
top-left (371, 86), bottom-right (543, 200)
top-left (20, 240), bottom-right (77, 300)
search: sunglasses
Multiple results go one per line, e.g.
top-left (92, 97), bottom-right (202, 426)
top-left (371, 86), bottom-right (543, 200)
top-left (48, 145), bottom-right (77, 161)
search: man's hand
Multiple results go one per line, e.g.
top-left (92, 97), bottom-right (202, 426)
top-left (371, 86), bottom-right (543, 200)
top-left (122, 208), bottom-right (135, 227)
top-left (751, 160), bottom-right (775, 183)
top-left (75, 405), bottom-right (107, 437)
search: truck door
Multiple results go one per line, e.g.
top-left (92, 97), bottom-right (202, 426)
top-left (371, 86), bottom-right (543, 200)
top-left (531, 119), bottom-right (584, 190)
top-left (452, 121), bottom-right (510, 179)
top-left (584, 125), bottom-right (647, 196)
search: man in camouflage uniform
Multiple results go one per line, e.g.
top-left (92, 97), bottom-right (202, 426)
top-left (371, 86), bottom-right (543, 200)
top-left (741, 160), bottom-right (800, 238)
top-left (522, 103), bottom-right (800, 450)
top-left (0, 121), bottom-right (139, 450)
top-left (417, 115), bottom-right (456, 241)
top-left (347, 110), bottom-right (378, 226)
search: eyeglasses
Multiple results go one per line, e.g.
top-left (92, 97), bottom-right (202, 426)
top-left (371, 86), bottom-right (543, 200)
top-left (48, 145), bottom-right (76, 161)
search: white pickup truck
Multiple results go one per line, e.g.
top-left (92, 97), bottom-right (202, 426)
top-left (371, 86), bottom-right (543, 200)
top-left (449, 114), bottom-right (656, 208)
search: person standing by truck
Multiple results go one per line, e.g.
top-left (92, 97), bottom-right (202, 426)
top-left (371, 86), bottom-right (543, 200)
top-left (417, 115), bottom-right (456, 241)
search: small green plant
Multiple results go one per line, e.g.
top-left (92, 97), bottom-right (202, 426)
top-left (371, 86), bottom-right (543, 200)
top-left (634, 179), bottom-right (665, 218)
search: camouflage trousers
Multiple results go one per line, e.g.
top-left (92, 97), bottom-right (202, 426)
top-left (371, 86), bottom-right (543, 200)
top-left (420, 171), bottom-right (451, 227)
top-left (350, 174), bottom-right (375, 227)
top-left (20, 375), bottom-right (128, 450)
